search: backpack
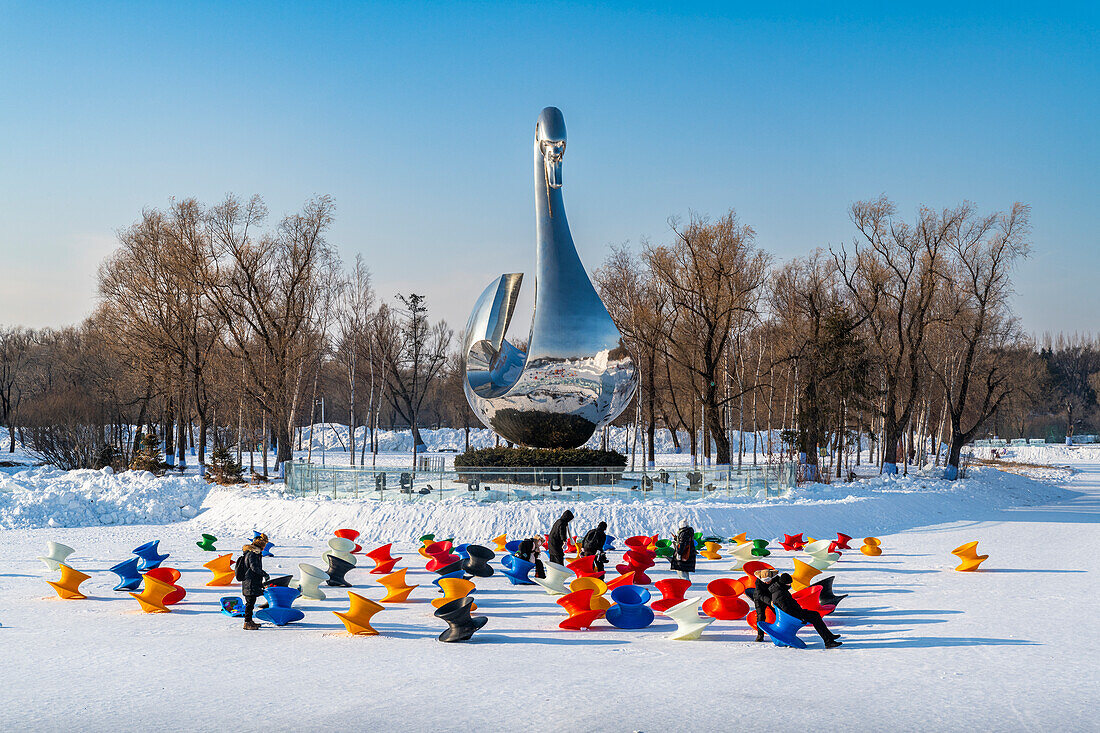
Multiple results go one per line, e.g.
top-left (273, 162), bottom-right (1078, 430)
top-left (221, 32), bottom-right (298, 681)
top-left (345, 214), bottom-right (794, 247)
top-left (234, 553), bottom-right (248, 581)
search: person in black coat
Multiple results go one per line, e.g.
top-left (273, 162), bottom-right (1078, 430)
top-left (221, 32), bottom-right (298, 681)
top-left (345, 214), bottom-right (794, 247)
top-left (517, 537), bottom-right (545, 579)
top-left (236, 533), bottom-right (270, 630)
top-left (753, 569), bottom-right (841, 648)
top-left (580, 521), bottom-right (608, 572)
top-left (669, 521), bottom-right (696, 582)
top-left (547, 509), bottom-right (574, 565)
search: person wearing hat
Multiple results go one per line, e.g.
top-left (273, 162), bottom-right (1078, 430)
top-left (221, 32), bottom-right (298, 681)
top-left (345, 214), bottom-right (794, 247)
top-left (547, 509), bottom-right (574, 566)
top-left (236, 533), bottom-right (271, 630)
top-left (669, 520), bottom-right (697, 582)
top-left (580, 521), bottom-right (609, 573)
top-left (753, 568), bottom-right (841, 648)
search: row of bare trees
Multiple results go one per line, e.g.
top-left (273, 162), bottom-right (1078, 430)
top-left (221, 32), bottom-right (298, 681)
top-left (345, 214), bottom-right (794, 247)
top-left (2, 192), bottom-right (1098, 477)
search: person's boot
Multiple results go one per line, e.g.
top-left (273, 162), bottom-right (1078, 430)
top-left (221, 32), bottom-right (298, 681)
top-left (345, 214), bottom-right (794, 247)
top-left (824, 637), bottom-right (842, 649)
top-left (754, 633), bottom-right (765, 642)
top-left (243, 621), bottom-right (261, 630)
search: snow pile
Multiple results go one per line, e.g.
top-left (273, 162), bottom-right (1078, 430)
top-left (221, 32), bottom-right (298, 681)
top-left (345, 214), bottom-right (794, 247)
top-left (0, 466), bottom-right (211, 529)
top-left (191, 466), bottom-right (1073, 544)
top-left (971, 444), bottom-right (1100, 464)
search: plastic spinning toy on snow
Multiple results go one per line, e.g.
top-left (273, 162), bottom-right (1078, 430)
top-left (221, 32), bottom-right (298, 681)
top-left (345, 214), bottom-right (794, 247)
top-left (423, 542), bottom-right (460, 572)
top-left (811, 576), bottom-right (848, 607)
top-left (333, 591), bottom-right (384, 635)
top-left (952, 541), bottom-right (988, 572)
top-left (702, 578), bottom-right (749, 620)
top-left (861, 537), bottom-right (882, 556)
top-left (556, 588), bottom-right (604, 630)
top-left (333, 529), bottom-right (362, 553)
top-left (431, 561), bottom-right (465, 591)
top-left (132, 540), bottom-right (170, 571)
top-left (144, 567), bottom-right (186, 605)
top-left (203, 553), bottom-right (236, 586)
top-left (792, 585), bottom-right (835, 616)
top-left (256, 586), bottom-right (304, 626)
top-left (757, 606), bottom-right (808, 649)
top-left (297, 563), bottom-right (329, 600)
top-left (780, 533), bottom-right (806, 551)
top-left (614, 549), bottom-right (655, 585)
top-left (790, 558), bottom-right (822, 590)
top-left (533, 561), bottom-right (572, 595)
top-left (567, 554), bottom-right (604, 579)
top-left (377, 568), bottom-right (418, 603)
top-left (108, 556), bottom-right (144, 591)
top-left (746, 607), bottom-right (776, 631)
top-left (500, 554), bottom-right (536, 585)
top-left (47, 563), bottom-right (91, 600)
top-left (365, 544), bottom-right (401, 574)
top-left (650, 578), bottom-right (692, 613)
top-left (832, 532), bottom-right (853, 550)
top-left (700, 541), bottom-right (723, 560)
top-left (605, 585), bottom-right (655, 629)
top-left (221, 596), bottom-right (245, 616)
top-left (196, 533), bottom-right (218, 551)
top-left (665, 597), bottom-right (714, 641)
top-left (324, 537), bottom-right (357, 566)
top-left (431, 578), bottom-right (477, 610)
top-left (750, 539), bottom-right (770, 557)
top-left (325, 555), bottom-right (356, 588)
top-left (130, 574), bottom-right (176, 613)
top-left (654, 539), bottom-right (674, 559)
top-left (461, 544), bottom-right (495, 578)
top-left (434, 596), bottom-right (487, 643)
top-left (491, 534), bottom-right (508, 552)
top-left (569, 577), bottom-right (611, 612)
top-left (39, 541), bottom-right (75, 571)
top-left (728, 541), bottom-right (756, 570)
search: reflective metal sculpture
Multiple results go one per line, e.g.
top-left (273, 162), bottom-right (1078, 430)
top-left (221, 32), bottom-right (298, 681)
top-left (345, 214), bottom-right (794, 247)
top-left (463, 107), bottom-right (637, 448)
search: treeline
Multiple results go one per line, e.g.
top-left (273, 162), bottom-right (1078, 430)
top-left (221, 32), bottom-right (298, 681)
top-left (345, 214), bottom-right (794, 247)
top-left (1, 194), bottom-right (1097, 475)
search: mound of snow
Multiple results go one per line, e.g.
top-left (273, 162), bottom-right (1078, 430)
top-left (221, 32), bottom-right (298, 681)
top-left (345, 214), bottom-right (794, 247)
top-left (971, 444), bottom-right (1100, 465)
top-left (190, 466), bottom-right (1073, 543)
top-left (0, 466), bottom-right (211, 529)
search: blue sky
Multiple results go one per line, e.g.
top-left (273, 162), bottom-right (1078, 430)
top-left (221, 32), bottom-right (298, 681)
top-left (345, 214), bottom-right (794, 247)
top-left (1, 2), bottom-right (1096, 335)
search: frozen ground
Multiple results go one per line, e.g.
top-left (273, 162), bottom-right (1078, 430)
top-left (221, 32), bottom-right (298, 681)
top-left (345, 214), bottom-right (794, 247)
top-left (0, 460), bottom-right (1097, 731)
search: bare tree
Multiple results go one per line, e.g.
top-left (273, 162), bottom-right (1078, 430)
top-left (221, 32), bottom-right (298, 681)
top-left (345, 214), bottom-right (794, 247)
top-left (646, 211), bottom-right (770, 463)
top-left (334, 255), bottom-right (375, 465)
top-left (0, 326), bottom-right (34, 452)
top-left (205, 194), bottom-right (340, 468)
top-left (834, 197), bottom-right (963, 473)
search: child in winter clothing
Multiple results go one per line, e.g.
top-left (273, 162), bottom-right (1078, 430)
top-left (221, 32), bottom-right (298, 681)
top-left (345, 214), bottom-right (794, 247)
top-left (753, 568), bottom-right (841, 648)
top-left (670, 520), bottom-right (696, 582)
top-left (237, 533), bottom-right (271, 630)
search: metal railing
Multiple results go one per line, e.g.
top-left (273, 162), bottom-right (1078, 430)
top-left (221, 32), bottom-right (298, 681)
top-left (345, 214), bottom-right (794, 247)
top-left (284, 461), bottom-right (797, 503)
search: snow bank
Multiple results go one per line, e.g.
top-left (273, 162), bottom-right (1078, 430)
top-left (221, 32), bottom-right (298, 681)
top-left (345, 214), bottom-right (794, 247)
top-left (970, 444), bottom-right (1100, 464)
top-left (190, 466), bottom-right (1072, 544)
top-left (0, 466), bottom-right (211, 529)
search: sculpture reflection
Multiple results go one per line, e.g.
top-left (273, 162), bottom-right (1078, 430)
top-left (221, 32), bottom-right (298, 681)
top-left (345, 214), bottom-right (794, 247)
top-left (463, 107), bottom-right (637, 448)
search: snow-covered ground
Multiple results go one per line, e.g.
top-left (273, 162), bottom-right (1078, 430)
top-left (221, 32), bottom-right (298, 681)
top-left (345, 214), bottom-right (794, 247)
top-left (0, 453), bottom-right (1096, 730)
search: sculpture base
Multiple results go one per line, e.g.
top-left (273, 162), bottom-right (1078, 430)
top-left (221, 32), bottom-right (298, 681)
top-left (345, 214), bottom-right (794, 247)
top-left (454, 447), bottom-right (626, 486)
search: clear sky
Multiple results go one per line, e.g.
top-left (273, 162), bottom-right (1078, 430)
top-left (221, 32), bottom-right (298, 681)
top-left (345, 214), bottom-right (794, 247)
top-left (1, 2), bottom-right (1096, 336)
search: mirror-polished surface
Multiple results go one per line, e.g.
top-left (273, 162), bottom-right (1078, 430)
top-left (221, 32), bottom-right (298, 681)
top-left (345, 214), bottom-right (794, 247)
top-left (463, 107), bottom-right (637, 448)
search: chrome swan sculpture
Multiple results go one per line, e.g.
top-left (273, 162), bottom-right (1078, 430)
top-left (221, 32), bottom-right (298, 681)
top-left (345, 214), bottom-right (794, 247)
top-left (462, 107), bottom-right (637, 448)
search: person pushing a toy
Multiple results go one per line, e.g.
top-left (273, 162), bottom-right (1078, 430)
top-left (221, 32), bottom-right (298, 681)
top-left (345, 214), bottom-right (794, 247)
top-left (580, 521), bottom-right (609, 573)
top-left (753, 568), bottom-right (841, 648)
top-left (236, 533), bottom-right (271, 630)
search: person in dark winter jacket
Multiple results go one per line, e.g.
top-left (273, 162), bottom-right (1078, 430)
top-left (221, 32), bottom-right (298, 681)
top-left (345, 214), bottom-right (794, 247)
top-left (753, 568), bottom-right (841, 648)
top-left (547, 510), bottom-right (574, 565)
top-left (517, 537), bottom-right (545, 578)
top-left (580, 521), bottom-right (608, 572)
top-left (237, 533), bottom-right (270, 630)
top-left (669, 520), bottom-right (696, 582)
